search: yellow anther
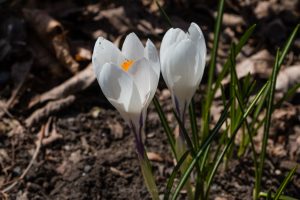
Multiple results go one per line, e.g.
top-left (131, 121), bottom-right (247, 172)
top-left (121, 60), bottom-right (134, 71)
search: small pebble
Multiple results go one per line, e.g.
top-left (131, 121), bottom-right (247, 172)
top-left (90, 107), bottom-right (101, 118)
top-left (64, 145), bottom-right (71, 151)
top-left (84, 165), bottom-right (92, 173)
top-left (13, 166), bottom-right (21, 176)
top-left (147, 132), bottom-right (155, 138)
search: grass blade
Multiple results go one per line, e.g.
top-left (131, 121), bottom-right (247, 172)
top-left (173, 110), bottom-right (195, 155)
top-left (274, 166), bottom-right (297, 200)
top-left (255, 50), bottom-right (280, 199)
top-left (164, 150), bottom-right (190, 200)
top-left (203, 24), bottom-right (257, 141)
top-left (259, 192), bottom-right (299, 200)
top-left (153, 97), bottom-right (176, 158)
top-left (255, 25), bottom-right (299, 199)
top-left (155, 0), bottom-right (172, 27)
top-left (211, 24), bottom-right (257, 98)
top-left (205, 74), bottom-right (260, 199)
top-left (202, 0), bottom-right (225, 139)
top-left (189, 98), bottom-right (199, 150)
top-left (278, 24), bottom-right (300, 67)
top-left (173, 82), bottom-right (268, 200)
top-left (172, 99), bottom-right (231, 200)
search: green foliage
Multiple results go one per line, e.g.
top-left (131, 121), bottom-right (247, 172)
top-left (274, 166), bottom-right (298, 200)
top-left (154, 0), bottom-right (300, 200)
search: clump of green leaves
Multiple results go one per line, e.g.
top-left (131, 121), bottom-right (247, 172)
top-left (153, 0), bottom-right (299, 200)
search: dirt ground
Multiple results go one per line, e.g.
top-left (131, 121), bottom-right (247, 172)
top-left (0, 0), bottom-right (300, 199)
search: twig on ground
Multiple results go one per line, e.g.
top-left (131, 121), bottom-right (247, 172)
top-left (42, 120), bottom-right (63, 146)
top-left (29, 64), bottom-right (94, 108)
top-left (26, 95), bottom-right (76, 127)
top-left (0, 191), bottom-right (8, 200)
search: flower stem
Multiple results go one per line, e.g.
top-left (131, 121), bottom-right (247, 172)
top-left (130, 119), bottom-right (159, 200)
top-left (173, 103), bottom-right (195, 200)
top-left (175, 135), bottom-right (194, 200)
top-left (138, 153), bottom-right (160, 200)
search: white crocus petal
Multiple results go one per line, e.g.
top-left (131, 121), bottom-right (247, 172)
top-left (160, 22), bottom-right (206, 115)
top-left (160, 28), bottom-right (187, 88)
top-left (122, 32), bottom-right (145, 60)
top-left (194, 40), bottom-right (205, 87)
top-left (92, 32), bottom-right (161, 134)
top-left (127, 58), bottom-right (151, 105)
top-left (127, 58), bottom-right (159, 107)
top-left (187, 22), bottom-right (203, 42)
top-left (146, 66), bottom-right (159, 110)
top-left (145, 39), bottom-right (160, 77)
top-left (160, 28), bottom-right (187, 62)
top-left (188, 22), bottom-right (206, 68)
top-left (92, 37), bottom-right (124, 78)
top-left (128, 58), bottom-right (159, 123)
top-left (162, 39), bottom-right (199, 112)
top-left (98, 63), bottom-right (143, 122)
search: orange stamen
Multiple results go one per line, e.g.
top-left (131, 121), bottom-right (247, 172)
top-left (121, 60), bottom-right (134, 71)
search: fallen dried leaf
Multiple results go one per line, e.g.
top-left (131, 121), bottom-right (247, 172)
top-left (254, 1), bottom-right (272, 19)
top-left (147, 152), bottom-right (163, 162)
top-left (276, 65), bottom-right (300, 92)
top-left (268, 141), bottom-right (287, 157)
top-left (235, 49), bottom-right (274, 79)
top-left (69, 150), bottom-right (81, 164)
top-left (271, 106), bottom-right (298, 134)
top-left (110, 167), bottom-right (131, 178)
top-left (218, 49), bottom-right (273, 95)
top-left (222, 13), bottom-right (244, 26)
top-left (280, 160), bottom-right (300, 175)
top-left (109, 121), bottom-right (124, 139)
top-left (75, 47), bottom-right (92, 62)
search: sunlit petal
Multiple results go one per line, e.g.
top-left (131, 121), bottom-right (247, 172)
top-left (92, 37), bottom-right (123, 79)
top-left (122, 32), bottom-right (145, 60)
top-left (160, 28), bottom-right (186, 63)
top-left (93, 32), bottom-right (160, 131)
top-left (165, 39), bottom-right (198, 107)
top-left (188, 22), bottom-right (207, 68)
top-left (98, 63), bottom-right (143, 116)
top-left (145, 39), bottom-right (160, 77)
top-left (160, 22), bottom-right (206, 115)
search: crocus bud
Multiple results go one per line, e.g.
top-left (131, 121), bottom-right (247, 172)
top-left (160, 22), bottom-right (206, 117)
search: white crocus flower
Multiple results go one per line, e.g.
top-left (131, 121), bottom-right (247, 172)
top-left (160, 22), bottom-right (206, 118)
top-left (92, 33), bottom-right (160, 138)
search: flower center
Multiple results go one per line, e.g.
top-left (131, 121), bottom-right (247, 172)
top-left (121, 60), bottom-right (134, 71)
